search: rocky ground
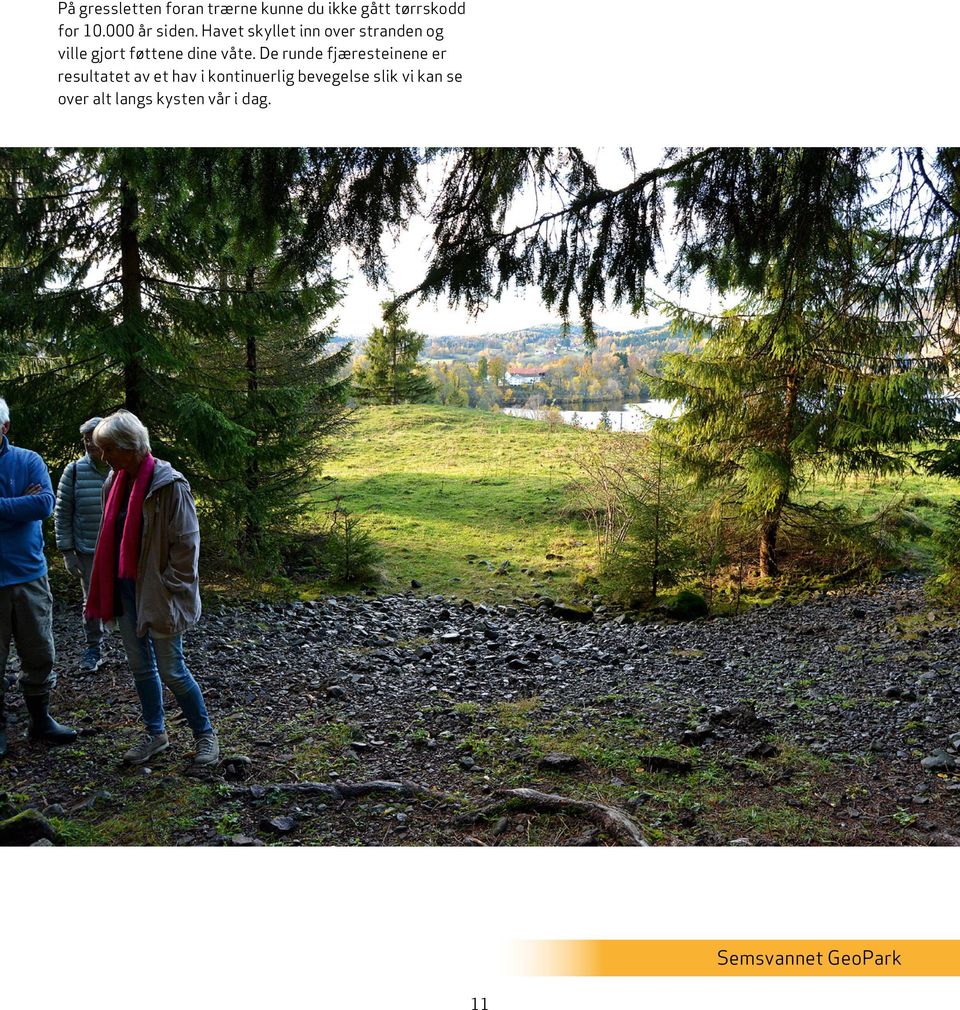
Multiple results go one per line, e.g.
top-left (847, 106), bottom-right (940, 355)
top-left (2, 575), bottom-right (960, 846)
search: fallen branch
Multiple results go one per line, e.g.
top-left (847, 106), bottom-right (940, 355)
top-left (465, 787), bottom-right (649, 846)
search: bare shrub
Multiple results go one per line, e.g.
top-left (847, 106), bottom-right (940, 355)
top-left (567, 432), bottom-right (694, 602)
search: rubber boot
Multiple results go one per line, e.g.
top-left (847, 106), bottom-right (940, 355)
top-left (24, 694), bottom-right (77, 745)
top-left (0, 694), bottom-right (7, 759)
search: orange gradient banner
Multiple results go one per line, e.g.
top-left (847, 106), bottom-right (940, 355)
top-left (517, 940), bottom-right (960, 976)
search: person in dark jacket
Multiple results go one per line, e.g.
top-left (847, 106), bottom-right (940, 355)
top-left (54, 416), bottom-right (108, 672)
top-left (0, 396), bottom-right (76, 760)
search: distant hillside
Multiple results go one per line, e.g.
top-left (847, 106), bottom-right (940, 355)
top-left (336, 322), bottom-right (679, 362)
top-left (416, 322), bottom-right (681, 364)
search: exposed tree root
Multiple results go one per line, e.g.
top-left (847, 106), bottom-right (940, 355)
top-left (462, 787), bottom-right (649, 846)
top-left (226, 781), bottom-right (648, 846)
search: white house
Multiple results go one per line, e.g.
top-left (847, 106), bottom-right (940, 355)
top-left (505, 367), bottom-right (547, 386)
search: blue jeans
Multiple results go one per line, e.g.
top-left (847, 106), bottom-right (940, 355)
top-left (117, 579), bottom-right (213, 738)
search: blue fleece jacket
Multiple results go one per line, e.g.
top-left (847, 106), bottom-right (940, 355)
top-left (0, 434), bottom-right (55, 587)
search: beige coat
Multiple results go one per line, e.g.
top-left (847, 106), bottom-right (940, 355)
top-left (101, 459), bottom-right (201, 637)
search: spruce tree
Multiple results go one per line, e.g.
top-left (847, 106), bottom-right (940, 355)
top-left (352, 302), bottom-right (434, 404)
top-left (0, 148), bottom-right (351, 561)
top-left (652, 283), bottom-right (954, 576)
top-left (182, 258), bottom-right (350, 561)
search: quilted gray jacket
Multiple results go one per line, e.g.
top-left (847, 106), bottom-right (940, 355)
top-left (54, 453), bottom-right (108, 554)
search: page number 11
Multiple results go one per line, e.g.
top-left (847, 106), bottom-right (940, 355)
top-left (471, 999), bottom-right (488, 1010)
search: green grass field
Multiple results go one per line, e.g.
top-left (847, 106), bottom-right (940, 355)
top-left (317, 404), bottom-right (596, 603)
top-left (315, 404), bottom-right (960, 604)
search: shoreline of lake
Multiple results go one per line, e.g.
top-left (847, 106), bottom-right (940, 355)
top-left (503, 399), bottom-right (679, 430)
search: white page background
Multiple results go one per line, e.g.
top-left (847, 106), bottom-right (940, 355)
top-left (2, 1), bottom-right (959, 1006)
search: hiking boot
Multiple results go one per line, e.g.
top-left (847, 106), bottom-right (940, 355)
top-left (25, 694), bottom-right (78, 745)
top-left (80, 647), bottom-right (103, 674)
top-left (192, 733), bottom-right (219, 767)
top-left (123, 732), bottom-right (169, 765)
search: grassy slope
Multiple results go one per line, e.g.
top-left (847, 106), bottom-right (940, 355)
top-left (318, 404), bottom-right (597, 603)
top-left (318, 404), bottom-right (960, 603)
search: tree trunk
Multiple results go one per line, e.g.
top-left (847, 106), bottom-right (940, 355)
top-left (759, 517), bottom-right (781, 577)
top-left (119, 179), bottom-right (144, 415)
top-left (243, 267), bottom-right (261, 552)
top-left (390, 326), bottom-right (399, 405)
top-left (651, 445), bottom-right (663, 599)
top-left (757, 370), bottom-right (799, 578)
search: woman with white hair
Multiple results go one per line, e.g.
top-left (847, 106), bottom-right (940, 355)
top-left (86, 410), bottom-right (218, 767)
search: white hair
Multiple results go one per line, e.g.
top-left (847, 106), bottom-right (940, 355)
top-left (0, 397), bottom-right (9, 426)
top-left (93, 410), bottom-right (151, 457)
top-left (80, 416), bottom-right (104, 436)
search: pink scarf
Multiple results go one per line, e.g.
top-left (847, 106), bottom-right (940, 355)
top-left (85, 453), bottom-right (156, 620)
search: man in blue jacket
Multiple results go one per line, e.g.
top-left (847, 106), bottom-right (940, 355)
top-left (0, 396), bottom-right (76, 759)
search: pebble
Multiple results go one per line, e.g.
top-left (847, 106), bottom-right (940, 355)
top-left (539, 752), bottom-right (582, 772)
top-left (260, 816), bottom-right (297, 835)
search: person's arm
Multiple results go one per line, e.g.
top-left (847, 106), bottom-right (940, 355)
top-left (0, 453), bottom-right (55, 522)
top-left (162, 483), bottom-right (201, 591)
top-left (54, 462), bottom-right (76, 551)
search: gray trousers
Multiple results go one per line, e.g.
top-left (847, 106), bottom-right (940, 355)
top-left (77, 551), bottom-right (104, 648)
top-left (0, 576), bottom-right (57, 699)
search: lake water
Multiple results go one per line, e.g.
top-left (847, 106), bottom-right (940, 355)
top-left (503, 399), bottom-right (679, 431)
